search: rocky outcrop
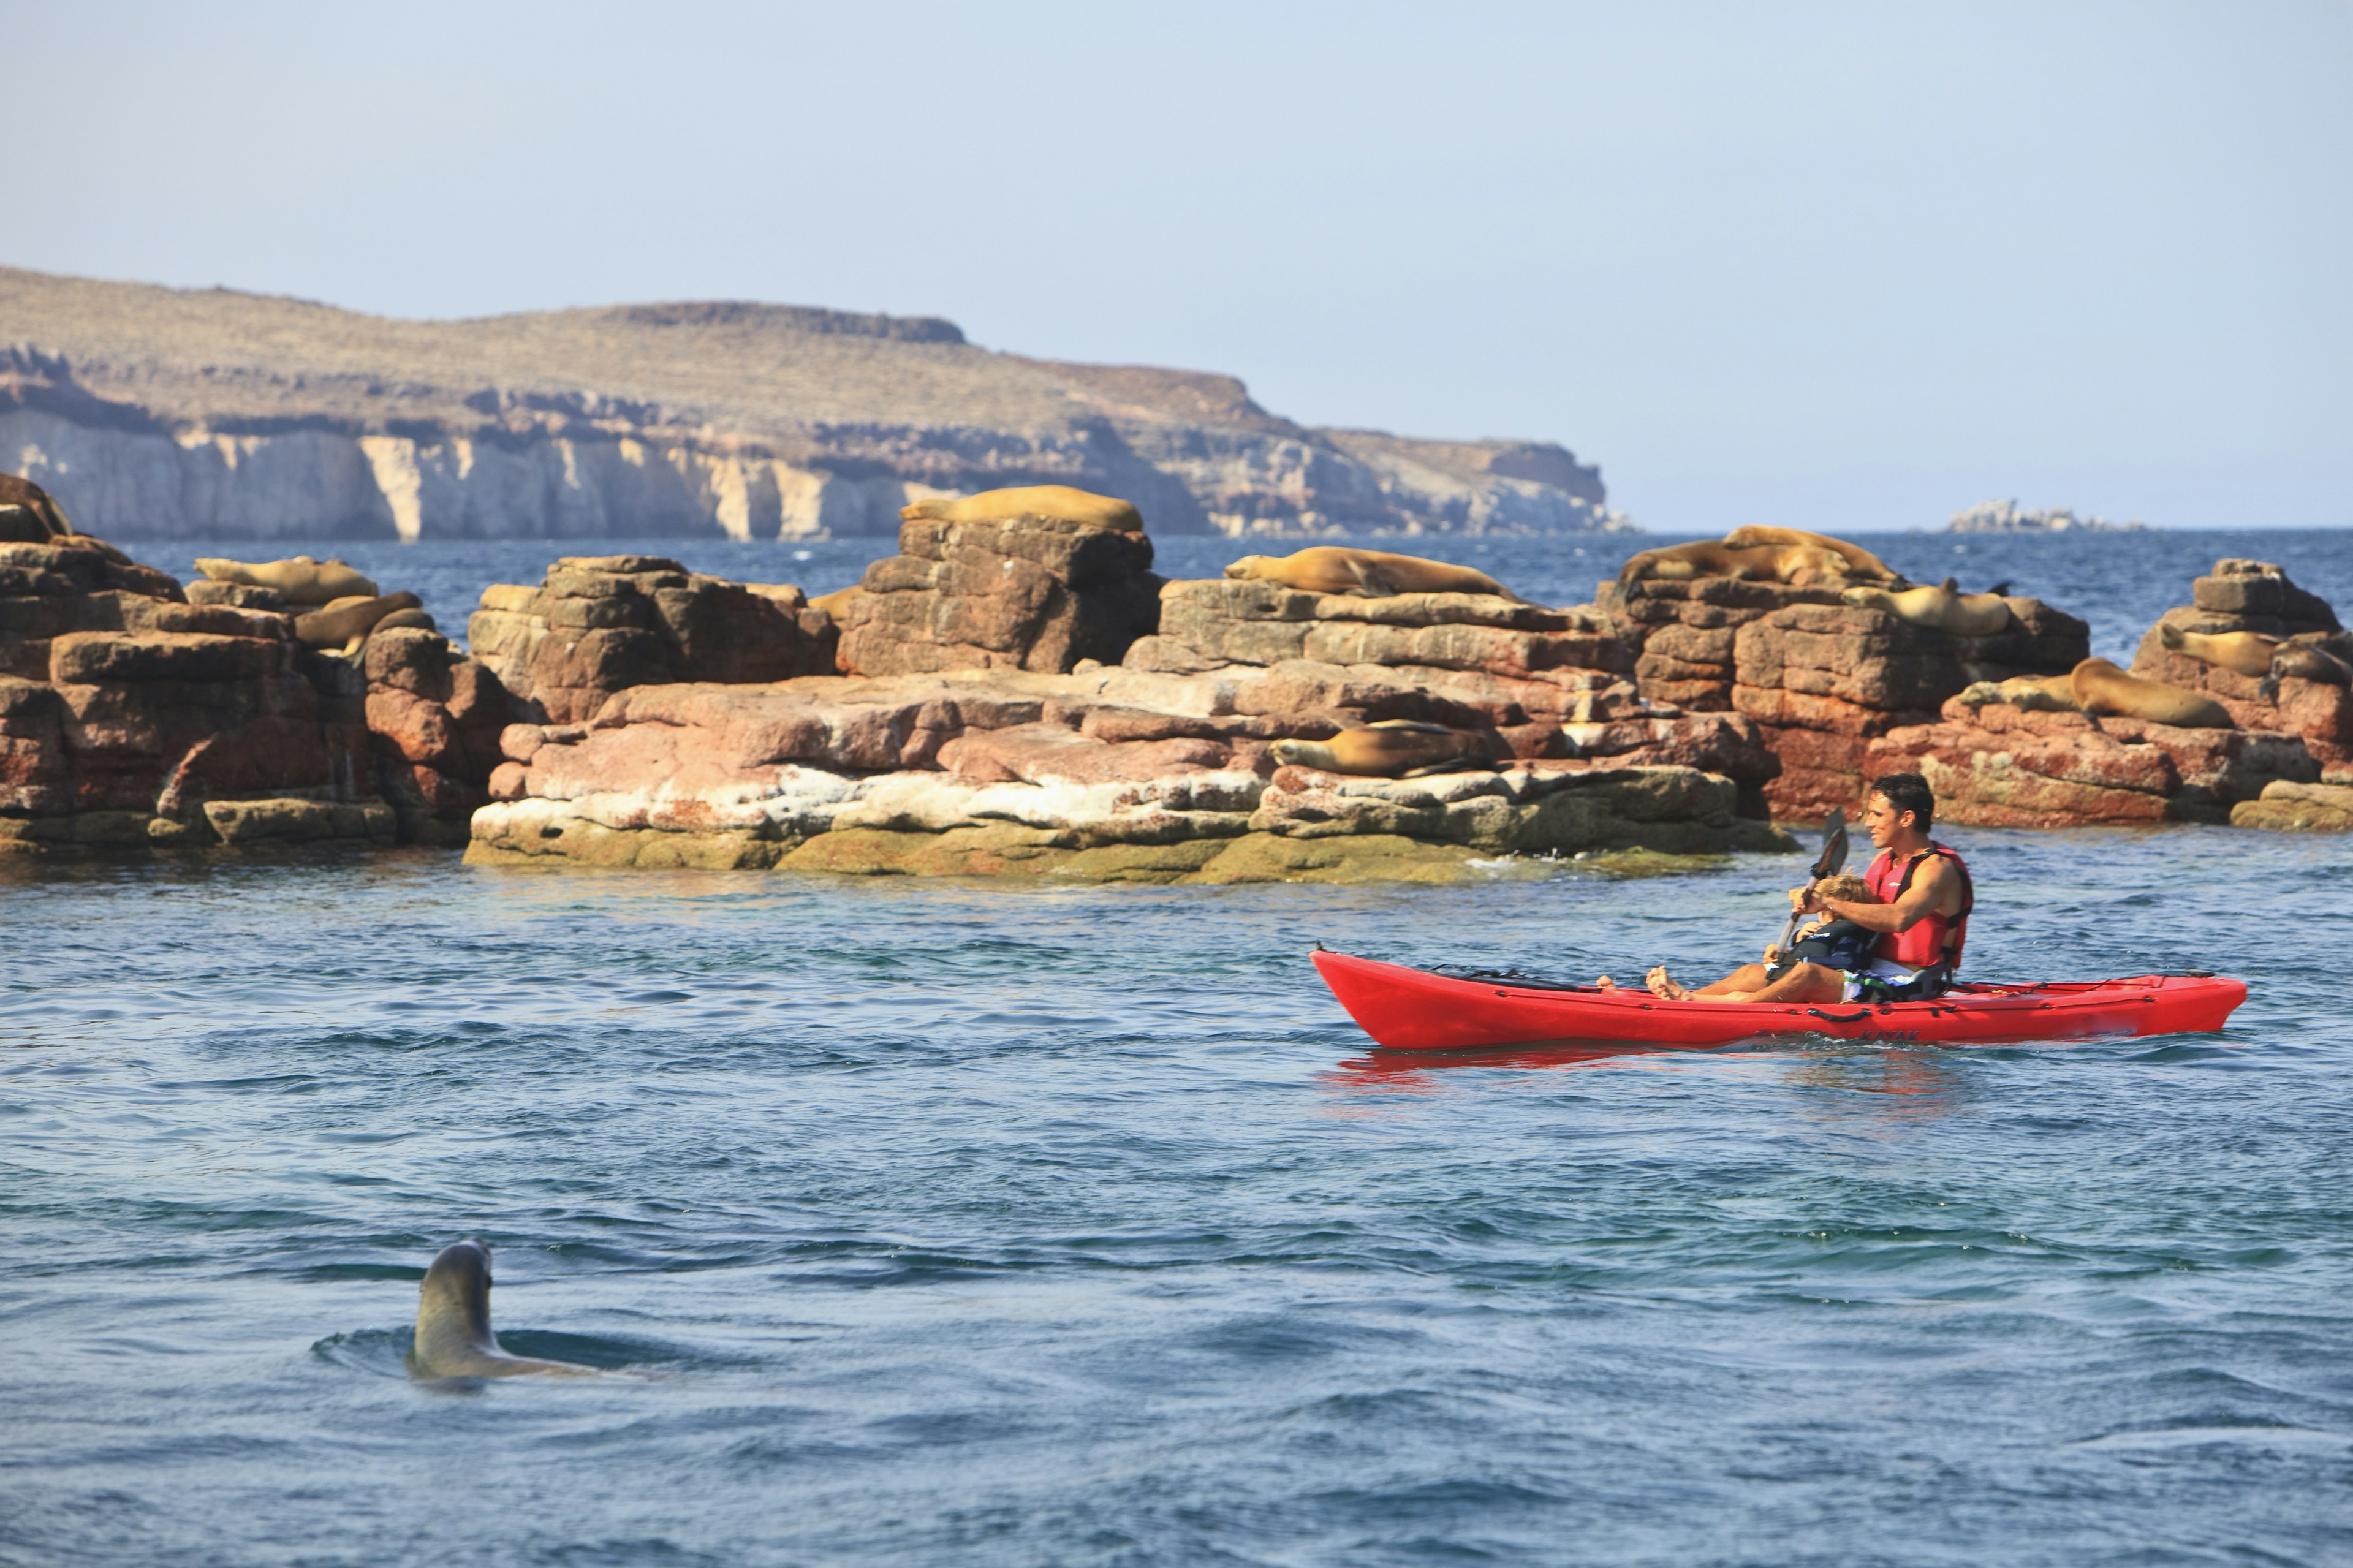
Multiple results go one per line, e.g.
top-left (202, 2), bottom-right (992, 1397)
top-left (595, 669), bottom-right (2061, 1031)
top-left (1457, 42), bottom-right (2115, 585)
top-left (467, 668), bottom-right (1792, 879)
top-left (2129, 559), bottom-right (2353, 782)
top-left (362, 628), bottom-right (514, 846)
top-left (2232, 781), bottom-right (2353, 832)
top-left (0, 534), bottom-right (393, 851)
top-left (1862, 694), bottom-right (2316, 828)
top-left (2, 268), bottom-right (1627, 542)
top-left (468, 556), bottom-right (836, 723)
top-left (1123, 577), bottom-right (1778, 811)
top-left (1598, 575), bottom-right (2090, 816)
top-left (836, 515), bottom-right (1161, 676)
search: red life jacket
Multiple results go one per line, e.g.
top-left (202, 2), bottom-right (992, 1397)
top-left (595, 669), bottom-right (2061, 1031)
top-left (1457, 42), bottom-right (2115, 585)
top-left (1863, 843), bottom-right (1973, 972)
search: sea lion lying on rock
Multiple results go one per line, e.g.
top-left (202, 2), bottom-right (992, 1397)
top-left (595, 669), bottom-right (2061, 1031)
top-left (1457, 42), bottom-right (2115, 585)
top-left (196, 555), bottom-right (379, 607)
top-left (0, 474), bottom-right (77, 540)
top-left (1228, 547), bottom-right (1533, 603)
top-left (407, 1240), bottom-right (596, 1380)
top-left (2274, 642), bottom-right (2353, 686)
top-left (900, 484), bottom-right (1143, 532)
top-left (809, 583), bottom-right (866, 623)
top-left (1616, 540), bottom-right (1851, 588)
top-left (2072, 657), bottom-right (2235, 729)
top-left (1271, 720), bottom-right (1493, 778)
top-left (294, 591), bottom-right (423, 653)
top-left (2159, 623), bottom-right (2353, 686)
top-left (1841, 578), bottom-right (2014, 637)
top-left (1721, 525), bottom-right (1904, 585)
top-left (1957, 674), bottom-right (2079, 713)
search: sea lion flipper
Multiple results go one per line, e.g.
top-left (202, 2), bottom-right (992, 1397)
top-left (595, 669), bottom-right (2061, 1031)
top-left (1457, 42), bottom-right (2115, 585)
top-left (1344, 558), bottom-right (1398, 597)
top-left (1987, 581), bottom-right (2012, 597)
top-left (2159, 623), bottom-right (2186, 651)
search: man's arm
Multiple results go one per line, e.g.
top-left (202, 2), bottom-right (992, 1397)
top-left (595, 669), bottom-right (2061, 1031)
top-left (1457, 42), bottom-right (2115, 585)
top-left (1812, 858), bottom-right (1955, 934)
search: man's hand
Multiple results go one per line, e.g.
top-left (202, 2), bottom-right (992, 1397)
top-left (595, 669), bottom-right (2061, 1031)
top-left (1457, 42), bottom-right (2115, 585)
top-left (1762, 944), bottom-right (1786, 966)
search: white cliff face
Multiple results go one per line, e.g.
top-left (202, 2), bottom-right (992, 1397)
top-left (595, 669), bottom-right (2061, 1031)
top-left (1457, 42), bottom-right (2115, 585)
top-left (3, 409), bottom-right (953, 542)
top-left (1, 267), bottom-right (1627, 542)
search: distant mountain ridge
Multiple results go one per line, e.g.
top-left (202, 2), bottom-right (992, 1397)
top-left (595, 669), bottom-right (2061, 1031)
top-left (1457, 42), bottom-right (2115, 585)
top-left (0, 267), bottom-right (1628, 542)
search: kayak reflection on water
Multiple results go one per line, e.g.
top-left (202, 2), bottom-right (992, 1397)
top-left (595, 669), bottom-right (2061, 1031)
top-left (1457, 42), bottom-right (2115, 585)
top-left (1628, 774), bottom-right (1975, 1009)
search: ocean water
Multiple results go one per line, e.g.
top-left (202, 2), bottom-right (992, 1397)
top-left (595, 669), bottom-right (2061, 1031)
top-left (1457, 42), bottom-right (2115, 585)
top-left (4, 529), bottom-right (2350, 1566)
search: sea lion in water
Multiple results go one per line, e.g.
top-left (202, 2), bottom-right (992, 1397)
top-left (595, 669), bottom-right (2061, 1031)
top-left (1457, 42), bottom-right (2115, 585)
top-left (1841, 578), bottom-right (2014, 637)
top-left (2071, 658), bottom-right (2235, 729)
top-left (1616, 540), bottom-right (1849, 588)
top-left (1229, 547), bottom-right (1532, 603)
top-left (195, 555), bottom-right (379, 607)
top-left (900, 485), bottom-right (1143, 532)
top-left (1720, 526), bottom-right (1904, 585)
top-left (1271, 721), bottom-right (1493, 778)
top-left (408, 1240), bottom-right (596, 1379)
top-left (294, 592), bottom-right (423, 652)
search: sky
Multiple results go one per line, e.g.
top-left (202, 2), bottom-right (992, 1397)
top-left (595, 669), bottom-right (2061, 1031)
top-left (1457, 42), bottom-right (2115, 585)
top-left (7, 1), bottom-right (2349, 532)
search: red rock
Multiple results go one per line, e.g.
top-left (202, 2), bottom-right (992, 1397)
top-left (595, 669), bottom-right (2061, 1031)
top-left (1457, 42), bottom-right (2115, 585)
top-left (840, 515), bottom-right (1161, 677)
top-left (1865, 700), bottom-right (2317, 825)
top-left (470, 557), bottom-right (836, 722)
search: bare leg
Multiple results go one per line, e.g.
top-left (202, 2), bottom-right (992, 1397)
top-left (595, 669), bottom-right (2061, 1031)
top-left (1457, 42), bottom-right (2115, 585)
top-left (1681, 962), bottom-right (1846, 1006)
top-left (1691, 963), bottom-right (1773, 998)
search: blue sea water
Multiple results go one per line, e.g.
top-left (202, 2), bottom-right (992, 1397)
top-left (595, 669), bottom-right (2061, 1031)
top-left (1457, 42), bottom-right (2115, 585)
top-left (4, 530), bottom-right (2352, 1566)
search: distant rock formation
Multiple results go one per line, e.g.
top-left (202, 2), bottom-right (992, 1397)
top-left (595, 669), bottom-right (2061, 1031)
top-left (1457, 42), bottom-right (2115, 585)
top-left (1944, 499), bottom-right (2144, 532)
top-left (0, 267), bottom-right (1630, 543)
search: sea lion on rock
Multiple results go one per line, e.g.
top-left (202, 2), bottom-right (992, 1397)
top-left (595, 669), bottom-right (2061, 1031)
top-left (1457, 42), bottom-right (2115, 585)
top-left (809, 583), bottom-right (866, 623)
top-left (407, 1240), bottom-right (596, 1379)
top-left (1229, 547), bottom-right (1533, 603)
top-left (900, 485), bottom-right (1143, 532)
top-left (1616, 540), bottom-right (1849, 588)
top-left (1271, 720), bottom-right (1493, 778)
top-left (1959, 675), bottom-right (2078, 713)
top-left (2071, 657), bottom-right (2235, 729)
top-left (2273, 640), bottom-right (2353, 687)
top-left (196, 555), bottom-right (379, 607)
top-left (0, 474), bottom-right (76, 539)
top-left (2158, 623), bottom-right (2276, 679)
top-left (1720, 525), bottom-right (1904, 585)
top-left (2158, 623), bottom-right (2353, 686)
top-left (1841, 578), bottom-right (2014, 637)
top-left (294, 592), bottom-right (422, 652)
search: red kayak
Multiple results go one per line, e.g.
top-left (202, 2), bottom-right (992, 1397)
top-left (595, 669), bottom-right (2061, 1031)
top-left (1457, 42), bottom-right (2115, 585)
top-left (1312, 949), bottom-right (2247, 1050)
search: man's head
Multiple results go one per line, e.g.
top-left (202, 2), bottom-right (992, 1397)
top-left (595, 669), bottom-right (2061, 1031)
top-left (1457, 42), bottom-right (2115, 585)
top-left (1863, 773), bottom-right (1935, 847)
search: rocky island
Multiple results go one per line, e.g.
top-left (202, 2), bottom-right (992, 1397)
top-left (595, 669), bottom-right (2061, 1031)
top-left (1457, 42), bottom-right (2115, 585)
top-left (0, 267), bottom-right (1628, 544)
top-left (6, 470), bottom-right (2349, 874)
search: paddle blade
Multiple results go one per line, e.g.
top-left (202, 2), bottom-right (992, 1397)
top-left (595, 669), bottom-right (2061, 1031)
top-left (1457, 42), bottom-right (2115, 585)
top-left (1812, 808), bottom-right (1848, 879)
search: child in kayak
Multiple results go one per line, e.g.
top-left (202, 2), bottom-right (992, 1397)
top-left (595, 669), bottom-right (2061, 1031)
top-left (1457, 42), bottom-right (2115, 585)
top-left (1763, 873), bottom-right (1879, 980)
top-left (1596, 874), bottom-right (1877, 994)
top-left (1637, 773), bottom-right (1973, 1006)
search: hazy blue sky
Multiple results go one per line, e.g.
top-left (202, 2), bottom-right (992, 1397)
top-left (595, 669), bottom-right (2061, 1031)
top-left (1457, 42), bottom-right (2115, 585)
top-left (9, 1), bottom-right (2348, 532)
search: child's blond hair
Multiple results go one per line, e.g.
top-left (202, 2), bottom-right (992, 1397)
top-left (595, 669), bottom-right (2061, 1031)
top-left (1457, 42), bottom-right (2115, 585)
top-left (1814, 873), bottom-right (1873, 904)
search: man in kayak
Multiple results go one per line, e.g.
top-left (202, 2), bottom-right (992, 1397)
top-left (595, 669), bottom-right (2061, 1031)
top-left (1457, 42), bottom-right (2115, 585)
top-left (1643, 772), bottom-right (1973, 1005)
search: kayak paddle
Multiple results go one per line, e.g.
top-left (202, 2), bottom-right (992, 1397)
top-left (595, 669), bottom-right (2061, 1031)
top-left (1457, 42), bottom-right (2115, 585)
top-left (1774, 808), bottom-right (1849, 957)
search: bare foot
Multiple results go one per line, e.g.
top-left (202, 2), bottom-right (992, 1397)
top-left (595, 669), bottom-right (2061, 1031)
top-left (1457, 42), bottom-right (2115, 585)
top-left (1645, 966), bottom-right (1691, 1001)
top-left (1596, 975), bottom-right (1617, 990)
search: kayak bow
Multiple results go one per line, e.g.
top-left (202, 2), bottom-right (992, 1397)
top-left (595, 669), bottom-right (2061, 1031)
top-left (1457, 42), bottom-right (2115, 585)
top-left (1311, 949), bottom-right (2246, 1050)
